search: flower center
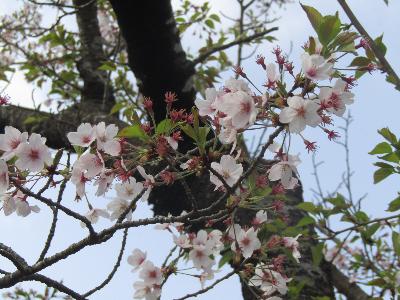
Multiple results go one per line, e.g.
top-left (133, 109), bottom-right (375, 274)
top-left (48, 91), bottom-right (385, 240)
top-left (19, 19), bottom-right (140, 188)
top-left (29, 149), bottom-right (40, 160)
top-left (240, 101), bottom-right (251, 113)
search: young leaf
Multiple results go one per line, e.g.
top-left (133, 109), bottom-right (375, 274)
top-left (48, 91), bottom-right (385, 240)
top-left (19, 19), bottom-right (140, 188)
top-left (369, 142), bottom-right (392, 155)
top-left (301, 5), bottom-right (324, 33)
top-left (373, 167), bottom-right (394, 184)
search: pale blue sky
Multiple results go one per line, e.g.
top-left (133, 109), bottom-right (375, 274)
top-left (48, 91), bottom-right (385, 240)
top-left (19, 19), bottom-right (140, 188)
top-left (1, 1), bottom-right (400, 299)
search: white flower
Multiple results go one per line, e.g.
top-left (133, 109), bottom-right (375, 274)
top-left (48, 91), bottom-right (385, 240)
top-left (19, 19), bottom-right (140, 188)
top-left (173, 234), bottom-right (192, 249)
top-left (70, 166), bottom-right (88, 197)
top-left (209, 155), bottom-right (243, 190)
top-left (94, 170), bottom-right (114, 196)
top-left (252, 210), bottom-right (268, 226)
top-left (2, 194), bottom-right (16, 216)
top-left (218, 118), bottom-right (237, 146)
top-left (136, 166), bottom-right (155, 201)
top-left (115, 177), bottom-right (144, 200)
top-left (0, 126), bottom-right (28, 161)
top-left (95, 122), bottom-right (121, 156)
top-left (67, 123), bottom-right (95, 147)
top-left (81, 208), bottom-right (109, 227)
top-left (318, 79), bottom-right (354, 116)
top-left (279, 96), bottom-right (321, 133)
top-left (195, 88), bottom-right (218, 117)
top-left (215, 91), bottom-right (257, 129)
top-left (266, 63), bottom-right (279, 87)
top-left (249, 264), bottom-right (290, 296)
top-left (15, 133), bottom-right (52, 172)
top-left (189, 244), bottom-right (214, 270)
top-left (4, 191), bottom-right (40, 217)
top-left (75, 152), bottom-right (104, 178)
top-left (139, 261), bottom-right (163, 285)
top-left (229, 224), bottom-right (261, 258)
top-left (127, 249), bottom-right (147, 271)
top-left (107, 198), bottom-right (131, 221)
top-left (0, 159), bottom-right (9, 193)
top-left (283, 234), bottom-right (302, 263)
top-left (133, 281), bottom-right (161, 300)
top-left (268, 154), bottom-right (301, 189)
top-left (224, 77), bottom-right (252, 93)
top-left (165, 136), bottom-right (178, 150)
top-left (301, 52), bottom-right (333, 81)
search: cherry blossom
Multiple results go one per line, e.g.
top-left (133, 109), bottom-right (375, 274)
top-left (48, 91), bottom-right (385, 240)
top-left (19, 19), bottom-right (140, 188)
top-left (249, 264), bottom-right (290, 296)
top-left (189, 244), bottom-right (214, 270)
top-left (81, 208), bottom-right (109, 227)
top-left (0, 126), bottom-right (28, 161)
top-left (252, 210), bottom-right (268, 226)
top-left (173, 234), bottom-right (192, 249)
top-left (115, 177), bottom-right (144, 200)
top-left (301, 52), bottom-right (333, 81)
top-left (15, 133), bottom-right (52, 173)
top-left (139, 261), bottom-right (163, 285)
top-left (216, 91), bottom-right (257, 129)
top-left (133, 281), bottom-right (161, 300)
top-left (127, 249), bottom-right (147, 271)
top-left (136, 165), bottom-right (155, 201)
top-left (282, 234), bottom-right (302, 263)
top-left (318, 79), bottom-right (355, 116)
top-left (265, 63), bottom-right (279, 88)
top-left (279, 96), bottom-right (321, 133)
top-left (224, 77), bottom-right (252, 93)
top-left (268, 153), bottom-right (301, 189)
top-left (218, 118), bottom-right (238, 146)
top-left (195, 87), bottom-right (218, 117)
top-left (94, 170), bottom-right (114, 196)
top-left (209, 155), bottom-right (243, 190)
top-left (107, 198), bottom-right (131, 221)
top-left (70, 166), bottom-right (89, 198)
top-left (67, 123), bottom-right (96, 147)
top-left (3, 191), bottom-right (40, 217)
top-left (0, 159), bottom-right (9, 193)
top-left (75, 152), bottom-right (104, 178)
top-left (229, 224), bottom-right (261, 258)
top-left (95, 122), bottom-right (121, 156)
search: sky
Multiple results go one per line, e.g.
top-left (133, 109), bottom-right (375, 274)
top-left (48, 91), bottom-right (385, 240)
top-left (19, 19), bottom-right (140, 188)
top-left (1, 0), bottom-right (400, 299)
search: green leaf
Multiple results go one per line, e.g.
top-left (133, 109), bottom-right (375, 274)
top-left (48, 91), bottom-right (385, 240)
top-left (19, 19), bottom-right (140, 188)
top-left (374, 34), bottom-right (387, 56)
top-left (156, 119), bottom-right (174, 135)
top-left (318, 15), bottom-right (341, 46)
top-left (118, 125), bottom-right (148, 140)
top-left (297, 202), bottom-right (317, 213)
top-left (181, 124), bottom-right (196, 140)
top-left (205, 19), bottom-right (215, 29)
top-left (296, 216), bottom-right (315, 227)
top-left (369, 142), bottom-right (392, 155)
top-left (301, 5), bottom-right (324, 33)
top-left (110, 101), bottom-right (125, 115)
top-left (354, 211), bottom-right (369, 223)
top-left (379, 152), bottom-right (399, 163)
top-left (311, 243), bottom-right (324, 267)
top-left (209, 14), bottom-right (221, 22)
top-left (387, 196), bottom-right (400, 212)
top-left (373, 167), bottom-right (394, 184)
top-left (392, 231), bottom-right (400, 256)
top-left (378, 127), bottom-right (397, 144)
top-left (98, 61), bottom-right (116, 71)
top-left (218, 251), bottom-right (233, 268)
top-left (349, 56), bottom-right (370, 67)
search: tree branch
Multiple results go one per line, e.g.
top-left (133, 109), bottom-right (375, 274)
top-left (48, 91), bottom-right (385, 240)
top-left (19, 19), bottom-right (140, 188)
top-left (337, 0), bottom-right (400, 89)
top-left (192, 28), bottom-right (278, 66)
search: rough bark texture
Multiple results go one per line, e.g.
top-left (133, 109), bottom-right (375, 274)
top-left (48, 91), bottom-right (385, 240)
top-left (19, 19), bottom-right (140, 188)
top-left (108, 1), bottom-right (196, 123)
top-left (73, 0), bottom-right (115, 112)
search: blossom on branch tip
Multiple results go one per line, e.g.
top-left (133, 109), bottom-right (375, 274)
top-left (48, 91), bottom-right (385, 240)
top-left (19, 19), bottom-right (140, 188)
top-left (301, 52), bottom-right (333, 81)
top-left (95, 122), bottom-right (121, 156)
top-left (67, 123), bottom-right (95, 147)
top-left (128, 249), bottom-right (147, 272)
top-left (15, 133), bottom-right (52, 173)
top-left (279, 96), bottom-right (321, 133)
top-left (0, 126), bottom-right (28, 161)
top-left (209, 155), bottom-right (243, 190)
